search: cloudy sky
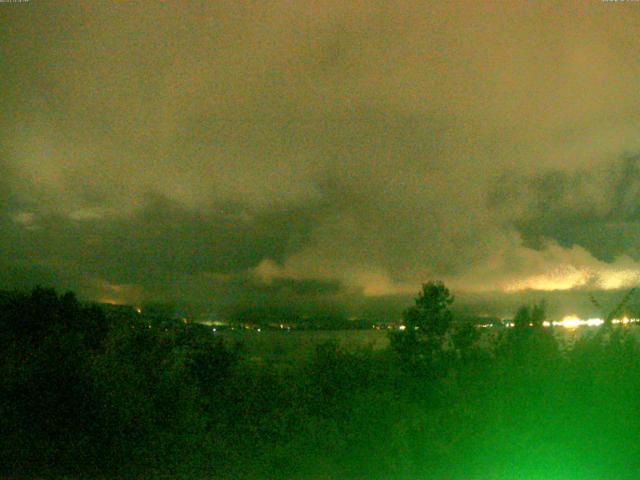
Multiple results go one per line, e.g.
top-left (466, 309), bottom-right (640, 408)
top-left (2, 1), bottom-right (640, 310)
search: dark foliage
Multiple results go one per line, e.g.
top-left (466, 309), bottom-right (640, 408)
top-left (389, 281), bottom-right (457, 376)
top-left (0, 288), bottom-right (240, 478)
top-left (3, 285), bottom-right (640, 479)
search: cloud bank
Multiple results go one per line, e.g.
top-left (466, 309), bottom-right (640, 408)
top-left (2, 2), bottom-right (640, 306)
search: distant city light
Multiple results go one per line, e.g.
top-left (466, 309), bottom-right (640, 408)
top-left (556, 315), bottom-right (581, 329)
top-left (585, 318), bottom-right (605, 327)
top-left (549, 315), bottom-right (637, 328)
top-left (472, 315), bottom-right (639, 329)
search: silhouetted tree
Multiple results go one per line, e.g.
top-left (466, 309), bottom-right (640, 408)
top-left (512, 301), bottom-right (546, 330)
top-left (404, 281), bottom-right (454, 336)
top-left (513, 305), bottom-right (532, 329)
top-left (0, 287), bottom-right (110, 475)
top-left (499, 301), bottom-right (559, 371)
top-left (390, 281), bottom-right (454, 375)
top-left (452, 321), bottom-right (480, 362)
top-left (530, 301), bottom-right (546, 327)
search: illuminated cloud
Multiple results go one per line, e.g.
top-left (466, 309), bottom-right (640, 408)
top-left (2, 2), bottom-right (640, 307)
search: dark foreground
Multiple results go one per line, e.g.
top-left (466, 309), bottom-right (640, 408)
top-left (3, 288), bottom-right (640, 479)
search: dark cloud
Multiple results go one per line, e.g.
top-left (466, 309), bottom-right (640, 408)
top-left (3, 2), bottom-right (640, 305)
top-left (494, 155), bottom-right (640, 263)
top-left (0, 192), bottom-right (332, 293)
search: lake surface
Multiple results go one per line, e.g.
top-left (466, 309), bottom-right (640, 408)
top-left (215, 325), bottom-right (640, 365)
top-left (216, 329), bottom-right (390, 364)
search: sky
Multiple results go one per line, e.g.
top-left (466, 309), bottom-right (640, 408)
top-left (2, 1), bottom-right (640, 314)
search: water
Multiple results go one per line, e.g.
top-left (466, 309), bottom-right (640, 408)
top-left (216, 329), bottom-right (390, 364)
top-left (216, 325), bottom-right (640, 365)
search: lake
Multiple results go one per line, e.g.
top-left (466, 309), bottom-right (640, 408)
top-left (216, 329), bottom-right (390, 364)
top-left (215, 325), bottom-right (640, 365)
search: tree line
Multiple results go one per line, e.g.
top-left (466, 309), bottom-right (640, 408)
top-left (2, 283), bottom-right (640, 479)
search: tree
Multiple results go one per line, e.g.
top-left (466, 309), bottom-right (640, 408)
top-left (404, 281), bottom-right (454, 337)
top-left (530, 301), bottom-right (546, 327)
top-left (0, 287), bottom-right (110, 475)
top-left (513, 305), bottom-right (531, 329)
top-left (500, 301), bottom-right (558, 368)
top-left (512, 301), bottom-right (546, 330)
top-left (452, 321), bottom-right (480, 362)
top-left (390, 281), bottom-right (454, 374)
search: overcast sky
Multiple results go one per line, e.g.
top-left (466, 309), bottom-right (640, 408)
top-left (2, 1), bottom-right (640, 308)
